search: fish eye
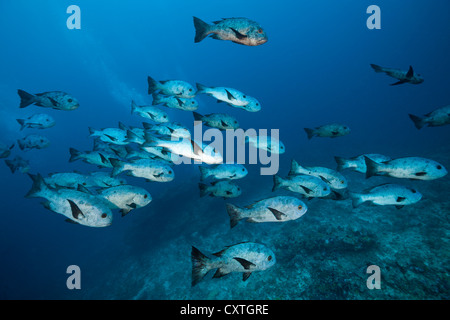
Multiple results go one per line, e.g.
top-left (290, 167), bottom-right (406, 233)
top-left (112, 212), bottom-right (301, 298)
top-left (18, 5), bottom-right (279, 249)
top-left (258, 28), bottom-right (263, 34)
top-left (243, 95), bottom-right (246, 98)
top-left (144, 194), bottom-right (148, 199)
top-left (411, 189), bottom-right (417, 193)
top-left (101, 213), bottom-right (107, 219)
top-left (242, 168), bottom-right (245, 171)
top-left (323, 187), bottom-right (328, 191)
top-left (82, 182), bottom-right (86, 186)
top-left (189, 89), bottom-right (193, 92)
top-left (267, 255), bottom-right (272, 261)
top-left (237, 187), bottom-right (240, 191)
top-left (256, 103), bottom-right (259, 106)
top-left (163, 115), bottom-right (167, 118)
top-left (437, 165), bottom-right (442, 170)
top-left (168, 170), bottom-right (173, 174)
top-left (68, 99), bottom-right (73, 103)
top-left (298, 205), bottom-right (303, 210)
top-left (341, 181), bottom-right (345, 184)
top-left (191, 101), bottom-right (195, 104)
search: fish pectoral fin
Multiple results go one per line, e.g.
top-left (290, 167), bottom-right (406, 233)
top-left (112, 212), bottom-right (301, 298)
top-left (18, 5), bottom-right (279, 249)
top-left (300, 185), bottom-right (313, 195)
top-left (190, 139), bottom-right (203, 156)
top-left (318, 175), bottom-right (331, 184)
top-left (267, 207), bottom-right (287, 220)
top-left (406, 66), bottom-right (414, 79)
top-left (175, 97), bottom-right (184, 107)
top-left (127, 203), bottom-right (137, 209)
top-left (213, 268), bottom-right (231, 279)
top-left (153, 172), bottom-right (164, 178)
top-left (390, 80), bottom-right (407, 86)
top-left (396, 197), bottom-right (406, 203)
top-left (104, 134), bottom-right (117, 142)
top-left (225, 89), bottom-right (236, 101)
top-left (233, 257), bottom-right (256, 270)
top-left (395, 205), bottom-right (404, 210)
top-left (65, 218), bottom-right (80, 225)
top-left (415, 171), bottom-right (427, 176)
top-left (229, 27), bottom-right (248, 40)
top-left (48, 97), bottom-right (59, 107)
top-left (99, 153), bottom-right (109, 164)
top-left (67, 199), bottom-right (85, 220)
top-left (243, 272), bottom-right (252, 282)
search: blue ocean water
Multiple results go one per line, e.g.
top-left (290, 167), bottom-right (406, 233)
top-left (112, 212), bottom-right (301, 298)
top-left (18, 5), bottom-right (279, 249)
top-left (0, 0), bottom-right (449, 300)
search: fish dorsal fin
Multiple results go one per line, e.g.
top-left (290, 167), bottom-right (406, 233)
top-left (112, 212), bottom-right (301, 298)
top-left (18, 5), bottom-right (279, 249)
top-left (225, 89), bottom-right (236, 101)
top-left (99, 153), bottom-right (109, 164)
top-left (212, 248), bottom-right (227, 257)
top-left (406, 66), bottom-right (414, 79)
top-left (267, 207), bottom-right (287, 220)
top-left (67, 199), bottom-right (85, 220)
top-left (229, 27), bottom-right (248, 40)
top-left (233, 257), bottom-right (256, 270)
top-left (213, 268), bottom-right (231, 278)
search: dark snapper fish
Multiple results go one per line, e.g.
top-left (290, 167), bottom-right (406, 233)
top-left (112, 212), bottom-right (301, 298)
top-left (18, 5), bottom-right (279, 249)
top-left (193, 17), bottom-right (268, 46)
top-left (370, 64), bottom-right (424, 86)
top-left (191, 242), bottom-right (276, 286)
top-left (409, 105), bottom-right (450, 130)
top-left (17, 90), bottom-right (79, 110)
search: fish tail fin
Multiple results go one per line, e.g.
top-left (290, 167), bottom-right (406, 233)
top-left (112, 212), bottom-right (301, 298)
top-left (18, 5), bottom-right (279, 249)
top-left (88, 127), bottom-right (97, 136)
top-left (198, 183), bottom-right (210, 197)
top-left (304, 128), bottom-right (315, 140)
top-left (109, 158), bottom-right (125, 177)
top-left (334, 156), bottom-right (348, 171)
top-left (349, 192), bottom-right (366, 208)
top-left (198, 166), bottom-right (210, 181)
top-left (289, 159), bottom-right (302, 175)
top-left (69, 148), bottom-right (81, 163)
top-left (193, 17), bottom-right (211, 43)
top-left (226, 203), bottom-right (243, 229)
top-left (364, 156), bottom-right (382, 179)
top-left (131, 100), bottom-right (138, 115)
top-left (125, 130), bottom-right (141, 144)
top-left (370, 64), bottom-right (384, 73)
top-left (408, 114), bottom-right (425, 130)
top-left (195, 83), bottom-right (209, 94)
top-left (4, 159), bottom-right (15, 173)
top-left (16, 119), bottom-right (26, 131)
top-left (191, 246), bottom-right (211, 286)
top-left (193, 111), bottom-right (203, 122)
top-left (17, 89), bottom-right (36, 108)
top-left (17, 139), bottom-right (25, 151)
top-left (147, 76), bottom-right (160, 95)
top-left (151, 93), bottom-right (162, 106)
top-left (25, 173), bottom-right (47, 198)
top-left (143, 132), bottom-right (161, 148)
top-left (272, 175), bottom-right (284, 192)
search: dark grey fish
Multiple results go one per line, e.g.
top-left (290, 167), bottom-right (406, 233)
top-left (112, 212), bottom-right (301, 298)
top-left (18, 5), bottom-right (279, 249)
top-left (17, 90), bottom-right (79, 110)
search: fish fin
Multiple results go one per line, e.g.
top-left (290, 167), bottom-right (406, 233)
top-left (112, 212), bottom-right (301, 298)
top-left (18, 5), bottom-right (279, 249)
top-left (225, 89), bottom-right (236, 101)
top-left (390, 80), bottom-right (407, 86)
top-left (109, 158), bottom-right (125, 177)
top-left (318, 175), bottom-right (331, 184)
top-left (397, 196), bottom-right (406, 202)
top-left (65, 219), bottom-right (80, 225)
top-left (349, 192), bottom-right (366, 208)
top-left (193, 17), bottom-right (211, 43)
top-left (198, 183), bottom-right (210, 197)
top-left (212, 268), bottom-right (231, 279)
top-left (229, 27), bottom-right (248, 40)
top-left (395, 205), bottom-right (404, 210)
top-left (289, 159), bottom-right (302, 175)
top-left (104, 134), bottom-right (117, 142)
top-left (25, 173), bottom-right (47, 198)
top-left (415, 171), bottom-right (427, 177)
top-left (226, 203), bottom-right (242, 229)
top-left (69, 148), bottom-right (81, 162)
top-left (304, 128), bottom-right (315, 140)
top-left (267, 207), bottom-right (286, 220)
top-left (4, 160), bottom-right (15, 173)
top-left (16, 119), bottom-right (26, 130)
top-left (272, 175), bottom-right (283, 192)
top-left (233, 257), bottom-right (256, 270)
top-left (147, 76), bottom-right (160, 95)
top-left (334, 156), bottom-right (347, 171)
top-left (191, 246), bottom-right (211, 287)
top-left (130, 100), bottom-right (138, 114)
top-left (190, 139), bottom-right (203, 156)
top-left (17, 89), bottom-right (36, 108)
top-left (126, 130), bottom-right (141, 144)
top-left (406, 66), bottom-right (414, 79)
top-left (77, 184), bottom-right (94, 195)
top-left (364, 156), bottom-right (382, 179)
top-left (67, 199), bottom-right (85, 220)
top-left (118, 121), bottom-right (128, 131)
top-left (195, 83), bottom-right (209, 94)
top-left (151, 93), bottom-right (162, 106)
top-left (193, 112), bottom-right (203, 122)
top-left (243, 272), bottom-right (252, 282)
top-left (300, 185), bottom-right (313, 195)
top-left (370, 64), bottom-right (384, 73)
top-left (8, 144), bottom-right (15, 150)
top-left (17, 139), bottom-right (25, 151)
top-left (408, 114), bottom-right (425, 130)
top-left (48, 97), bottom-right (58, 107)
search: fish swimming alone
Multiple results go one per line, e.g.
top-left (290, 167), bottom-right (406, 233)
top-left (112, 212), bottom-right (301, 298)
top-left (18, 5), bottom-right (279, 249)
top-left (409, 105), bottom-right (450, 130)
top-left (304, 124), bottom-right (350, 140)
top-left (199, 164), bottom-right (248, 181)
top-left (335, 153), bottom-right (392, 173)
top-left (199, 180), bottom-right (242, 199)
top-left (17, 134), bottom-right (50, 151)
top-left (17, 90), bottom-right (80, 110)
top-left (193, 112), bottom-right (239, 130)
top-left (16, 113), bottom-right (55, 131)
top-left (147, 76), bottom-right (196, 98)
top-left (370, 64), bottom-right (424, 85)
top-left (226, 196), bottom-right (307, 228)
top-left (26, 174), bottom-right (113, 227)
top-left (191, 242), bottom-right (275, 286)
top-left (193, 17), bottom-right (268, 46)
top-left (289, 159), bottom-right (348, 190)
top-left (365, 156), bottom-right (448, 180)
top-left (349, 183), bottom-right (422, 209)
